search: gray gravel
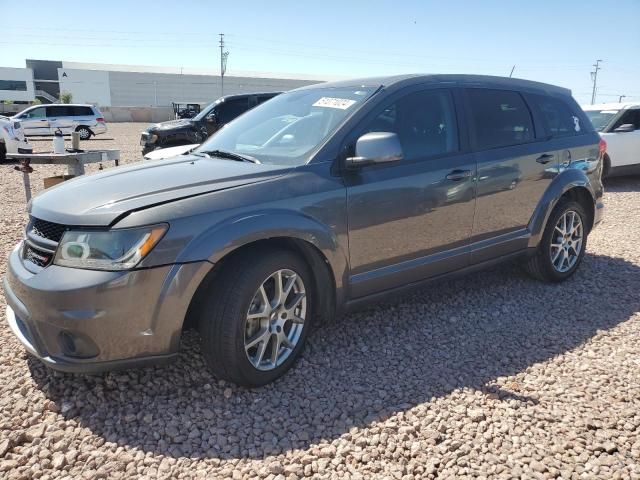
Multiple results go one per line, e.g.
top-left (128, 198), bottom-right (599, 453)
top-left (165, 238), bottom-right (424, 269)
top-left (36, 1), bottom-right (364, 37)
top-left (1, 123), bottom-right (639, 479)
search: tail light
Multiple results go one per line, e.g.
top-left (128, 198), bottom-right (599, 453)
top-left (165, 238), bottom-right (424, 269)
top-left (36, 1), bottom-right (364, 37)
top-left (599, 138), bottom-right (607, 155)
top-left (96, 117), bottom-right (105, 123)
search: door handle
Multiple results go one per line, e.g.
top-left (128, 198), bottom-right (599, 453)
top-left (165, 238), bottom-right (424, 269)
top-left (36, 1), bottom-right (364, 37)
top-left (445, 169), bottom-right (472, 181)
top-left (536, 153), bottom-right (554, 164)
top-left (39, 119), bottom-right (48, 122)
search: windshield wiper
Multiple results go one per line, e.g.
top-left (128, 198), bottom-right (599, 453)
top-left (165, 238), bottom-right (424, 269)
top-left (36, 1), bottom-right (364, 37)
top-left (198, 149), bottom-right (260, 164)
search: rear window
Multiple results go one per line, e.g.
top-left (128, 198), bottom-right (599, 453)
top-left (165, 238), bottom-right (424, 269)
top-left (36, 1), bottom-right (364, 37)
top-left (530, 94), bottom-right (585, 137)
top-left (467, 89), bottom-right (534, 150)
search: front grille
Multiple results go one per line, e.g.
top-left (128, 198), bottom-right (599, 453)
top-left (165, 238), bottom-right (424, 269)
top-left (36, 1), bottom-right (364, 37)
top-left (30, 217), bottom-right (66, 243)
top-left (24, 244), bottom-right (54, 267)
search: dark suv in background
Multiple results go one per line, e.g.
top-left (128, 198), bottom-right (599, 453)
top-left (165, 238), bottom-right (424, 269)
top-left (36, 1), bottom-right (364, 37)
top-left (5, 75), bottom-right (604, 387)
top-left (140, 92), bottom-right (281, 154)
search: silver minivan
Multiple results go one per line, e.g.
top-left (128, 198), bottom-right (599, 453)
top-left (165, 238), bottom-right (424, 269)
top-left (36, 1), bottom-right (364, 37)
top-left (14, 104), bottom-right (107, 139)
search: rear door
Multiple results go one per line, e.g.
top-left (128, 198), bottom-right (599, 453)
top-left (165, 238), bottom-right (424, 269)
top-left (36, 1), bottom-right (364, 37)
top-left (46, 105), bottom-right (74, 134)
top-left (465, 88), bottom-right (557, 262)
top-left (17, 106), bottom-right (49, 135)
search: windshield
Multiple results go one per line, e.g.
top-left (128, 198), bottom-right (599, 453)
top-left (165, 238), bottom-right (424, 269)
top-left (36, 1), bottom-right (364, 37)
top-left (195, 86), bottom-right (377, 166)
top-left (193, 100), bottom-right (221, 122)
top-left (584, 110), bottom-right (618, 132)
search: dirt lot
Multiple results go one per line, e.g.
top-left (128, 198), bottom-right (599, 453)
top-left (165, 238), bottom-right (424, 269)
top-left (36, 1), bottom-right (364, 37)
top-left (1, 123), bottom-right (639, 479)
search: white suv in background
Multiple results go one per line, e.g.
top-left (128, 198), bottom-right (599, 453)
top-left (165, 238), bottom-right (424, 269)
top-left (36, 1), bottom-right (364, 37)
top-left (13, 104), bottom-right (107, 140)
top-left (0, 115), bottom-right (32, 162)
top-left (582, 103), bottom-right (640, 178)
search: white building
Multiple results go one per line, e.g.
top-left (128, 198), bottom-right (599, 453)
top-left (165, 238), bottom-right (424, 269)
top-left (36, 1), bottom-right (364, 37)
top-left (0, 67), bottom-right (35, 103)
top-left (1, 59), bottom-right (329, 108)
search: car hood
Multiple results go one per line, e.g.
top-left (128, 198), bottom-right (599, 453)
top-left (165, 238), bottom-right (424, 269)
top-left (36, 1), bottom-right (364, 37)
top-left (148, 119), bottom-right (194, 131)
top-left (143, 144), bottom-right (200, 160)
top-left (29, 155), bottom-right (292, 226)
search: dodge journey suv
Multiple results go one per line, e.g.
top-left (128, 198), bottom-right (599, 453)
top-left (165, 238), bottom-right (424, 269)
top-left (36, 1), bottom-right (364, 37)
top-left (4, 75), bottom-right (604, 386)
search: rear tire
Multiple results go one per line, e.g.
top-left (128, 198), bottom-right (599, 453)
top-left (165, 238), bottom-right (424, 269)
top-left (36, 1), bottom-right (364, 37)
top-left (198, 248), bottom-right (314, 387)
top-left (0, 142), bottom-right (6, 162)
top-left (524, 199), bottom-right (588, 282)
top-left (76, 126), bottom-right (92, 140)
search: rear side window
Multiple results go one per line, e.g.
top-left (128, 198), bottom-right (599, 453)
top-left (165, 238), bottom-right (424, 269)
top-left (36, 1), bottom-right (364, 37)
top-left (70, 106), bottom-right (94, 116)
top-left (47, 106), bottom-right (71, 117)
top-left (530, 94), bottom-right (583, 137)
top-left (467, 89), bottom-right (534, 150)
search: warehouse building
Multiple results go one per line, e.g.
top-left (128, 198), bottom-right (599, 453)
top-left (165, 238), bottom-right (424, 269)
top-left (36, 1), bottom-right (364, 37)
top-left (1, 59), bottom-right (328, 119)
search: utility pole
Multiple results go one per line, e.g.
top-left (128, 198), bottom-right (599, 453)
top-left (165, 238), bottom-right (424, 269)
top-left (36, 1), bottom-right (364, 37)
top-left (219, 33), bottom-right (229, 96)
top-left (618, 95), bottom-right (627, 103)
top-left (590, 59), bottom-right (603, 105)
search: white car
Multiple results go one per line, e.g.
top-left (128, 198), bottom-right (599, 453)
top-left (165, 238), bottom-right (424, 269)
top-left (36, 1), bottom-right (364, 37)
top-left (582, 103), bottom-right (640, 178)
top-left (0, 115), bottom-right (32, 162)
top-left (13, 104), bottom-right (107, 140)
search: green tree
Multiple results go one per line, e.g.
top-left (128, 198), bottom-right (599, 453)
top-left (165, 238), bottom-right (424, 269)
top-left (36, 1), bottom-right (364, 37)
top-left (60, 92), bottom-right (73, 104)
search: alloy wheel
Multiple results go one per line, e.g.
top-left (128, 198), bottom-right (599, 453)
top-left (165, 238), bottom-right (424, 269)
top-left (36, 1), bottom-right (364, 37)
top-left (550, 210), bottom-right (583, 273)
top-left (244, 269), bottom-right (307, 371)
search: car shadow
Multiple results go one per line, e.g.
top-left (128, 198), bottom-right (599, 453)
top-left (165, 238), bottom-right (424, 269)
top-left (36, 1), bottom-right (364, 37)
top-left (604, 174), bottom-right (640, 192)
top-left (28, 252), bottom-right (639, 460)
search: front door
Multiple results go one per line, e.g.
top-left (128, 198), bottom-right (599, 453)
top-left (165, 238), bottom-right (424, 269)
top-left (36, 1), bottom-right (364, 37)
top-left (345, 88), bottom-right (477, 298)
top-left (605, 108), bottom-right (640, 167)
top-left (465, 88), bottom-right (557, 262)
top-left (17, 106), bottom-right (49, 135)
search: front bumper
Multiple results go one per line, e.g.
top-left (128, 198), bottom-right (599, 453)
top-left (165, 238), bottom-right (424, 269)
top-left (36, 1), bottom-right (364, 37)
top-left (3, 242), bottom-right (210, 373)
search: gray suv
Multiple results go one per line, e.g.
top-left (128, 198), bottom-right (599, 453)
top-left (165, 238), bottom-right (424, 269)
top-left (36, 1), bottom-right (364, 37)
top-left (4, 75), bottom-right (604, 386)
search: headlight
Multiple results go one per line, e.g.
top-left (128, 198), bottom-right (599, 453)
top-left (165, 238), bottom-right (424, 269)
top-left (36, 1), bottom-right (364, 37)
top-left (53, 225), bottom-right (167, 271)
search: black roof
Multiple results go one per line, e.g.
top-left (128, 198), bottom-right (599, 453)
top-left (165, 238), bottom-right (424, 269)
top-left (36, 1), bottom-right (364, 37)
top-left (296, 74), bottom-right (571, 96)
top-left (220, 92), bottom-right (282, 101)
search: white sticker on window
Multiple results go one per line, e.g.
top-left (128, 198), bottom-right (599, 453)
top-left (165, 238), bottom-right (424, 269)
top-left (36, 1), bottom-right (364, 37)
top-left (312, 97), bottom-right (357, 110)
top-left (572, 116), bottom-right (581, 132)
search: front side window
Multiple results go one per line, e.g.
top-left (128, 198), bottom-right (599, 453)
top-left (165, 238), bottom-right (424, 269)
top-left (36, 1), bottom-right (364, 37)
top-left (216, 98), bottom-right (249, 123)
top-left (359, 89), bottom-right (459, 160)
top-left (467, 89), bottom-right (534, 150)
top-left (22, 107), bottom-right (45, 119)
top-left (195, 86), bottom-right (376, 166)
top-left (612, 109), bottom-right (640, 130)
top-left (531, 95), bottom-right (583, 137)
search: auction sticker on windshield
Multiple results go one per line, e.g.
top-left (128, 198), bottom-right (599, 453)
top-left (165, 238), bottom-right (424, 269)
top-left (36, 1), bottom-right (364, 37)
top-left (312, 97), bottom-right (357, 109)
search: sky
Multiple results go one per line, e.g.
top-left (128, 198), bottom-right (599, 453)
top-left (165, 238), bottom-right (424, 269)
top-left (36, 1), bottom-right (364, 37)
top-left (2, 0), bottom-right (639, 105)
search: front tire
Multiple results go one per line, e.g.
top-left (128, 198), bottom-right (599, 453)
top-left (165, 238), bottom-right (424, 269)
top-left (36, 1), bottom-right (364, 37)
top-left (524, 199), bottom-right (588, 282)
top-left (198, 249), bottom-right (314, 387)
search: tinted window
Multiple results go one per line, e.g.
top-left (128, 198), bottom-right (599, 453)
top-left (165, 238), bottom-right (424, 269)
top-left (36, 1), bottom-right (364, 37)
top-left (0, 80), bottom-right (27, 91)
top-left (217, 98), bottom-right (249, 123)
top-left (47, 106), bottom-right (71, 117)
top-left (70, 106), bottom-right (94, 116)
top-left (361, 89), bottom-right (458, 160)
top-left (612, 109), bottom-right (640, 130)
top-left (467, 89), bottom-right (534, 149)
top-left (531, 95), bottom-right (583, 137)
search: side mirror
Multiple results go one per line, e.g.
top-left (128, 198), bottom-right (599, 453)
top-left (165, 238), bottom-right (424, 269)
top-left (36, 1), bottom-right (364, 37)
top-left (614, 123), bottom-right (635, 133)
top-left (345, 132), bottom-right (403, 169)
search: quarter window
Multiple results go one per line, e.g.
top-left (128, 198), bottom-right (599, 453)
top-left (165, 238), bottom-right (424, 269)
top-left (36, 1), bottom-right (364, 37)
top-left (467, 89), bottom-right (534, 149)
top-left (531, 95), bottom-right (582, 137)
top-left (361, 89), bottom-right (459, 160)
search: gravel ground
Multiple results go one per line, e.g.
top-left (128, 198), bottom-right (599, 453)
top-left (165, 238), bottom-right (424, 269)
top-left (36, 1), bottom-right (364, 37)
top-left (1, 123), bottom-right (639, 479)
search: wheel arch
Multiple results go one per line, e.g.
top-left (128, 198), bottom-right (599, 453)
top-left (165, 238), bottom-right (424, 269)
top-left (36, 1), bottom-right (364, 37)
top-left (528, 169), bottom-right (597, 247)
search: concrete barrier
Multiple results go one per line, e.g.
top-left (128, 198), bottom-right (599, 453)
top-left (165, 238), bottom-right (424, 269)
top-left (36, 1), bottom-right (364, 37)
top-left (99, 106), bottom-right (174, 123)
